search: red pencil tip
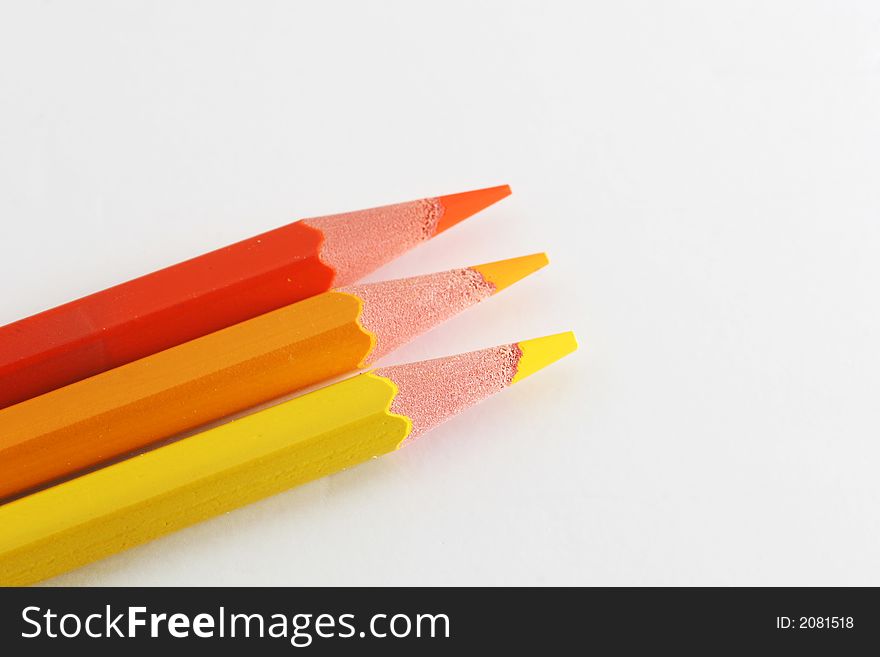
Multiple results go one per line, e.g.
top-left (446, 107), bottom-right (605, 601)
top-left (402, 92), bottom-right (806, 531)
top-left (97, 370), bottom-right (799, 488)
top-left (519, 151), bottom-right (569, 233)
top-left (434, 184), bottom-right (512, 234)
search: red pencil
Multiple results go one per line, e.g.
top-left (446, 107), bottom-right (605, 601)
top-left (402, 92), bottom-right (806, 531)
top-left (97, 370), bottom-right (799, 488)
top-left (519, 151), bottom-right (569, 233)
top-left (0, 185), bottom-right (510, 409)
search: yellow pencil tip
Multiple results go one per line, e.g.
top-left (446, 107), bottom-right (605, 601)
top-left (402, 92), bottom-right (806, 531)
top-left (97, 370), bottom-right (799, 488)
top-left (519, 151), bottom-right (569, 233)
top-left (511, 331), bottom-right (578, 383)
top-left (470, 253), bottom-right (549, 293)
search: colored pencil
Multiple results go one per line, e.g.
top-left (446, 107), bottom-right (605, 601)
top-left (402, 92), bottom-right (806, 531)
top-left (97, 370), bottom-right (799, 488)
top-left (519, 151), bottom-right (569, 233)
top-left (0, 254), bottom-right (547, 500)
top-left (0, 185), bottom-right (511, 410)
top-left (0, 332), bottom-right (577, 585)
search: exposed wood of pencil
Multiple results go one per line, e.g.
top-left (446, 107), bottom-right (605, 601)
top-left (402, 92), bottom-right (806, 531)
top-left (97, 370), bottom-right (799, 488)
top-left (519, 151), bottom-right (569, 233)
top-left (0, 185), bottom-right (511, 410)
top-left (0, 254), bottom-right (545, 501)
top-left (0, 332), bottom-right (577, 586)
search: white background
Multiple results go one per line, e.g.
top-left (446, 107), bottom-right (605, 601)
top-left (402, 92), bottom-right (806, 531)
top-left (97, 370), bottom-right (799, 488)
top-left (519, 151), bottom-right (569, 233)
top-left (2, 1), bottom-right (879, 586)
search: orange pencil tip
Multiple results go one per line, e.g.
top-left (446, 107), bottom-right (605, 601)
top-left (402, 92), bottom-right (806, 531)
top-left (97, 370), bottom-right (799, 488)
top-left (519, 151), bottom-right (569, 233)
top-left (434, 184), bottom-right (512, 234)
top-left (470, 253), bottom-right (549, 293)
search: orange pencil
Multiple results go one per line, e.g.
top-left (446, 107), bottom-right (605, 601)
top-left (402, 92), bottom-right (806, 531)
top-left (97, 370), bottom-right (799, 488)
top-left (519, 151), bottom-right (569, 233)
top-left (0, 254), bottom-right (547, 500)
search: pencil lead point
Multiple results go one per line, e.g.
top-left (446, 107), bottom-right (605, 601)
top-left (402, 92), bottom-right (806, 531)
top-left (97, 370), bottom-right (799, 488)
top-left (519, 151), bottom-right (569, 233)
top-left (512, 332), bottom-right (578, 383)
top-left (470, 253), bottom-right (549, 293)
top-left (434, 184), bottom-right (512, 234)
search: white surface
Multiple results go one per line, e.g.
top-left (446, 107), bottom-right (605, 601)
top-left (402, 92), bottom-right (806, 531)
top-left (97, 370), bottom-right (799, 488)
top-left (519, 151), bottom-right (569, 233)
top-left (2, 1), bottom-right (879, 586)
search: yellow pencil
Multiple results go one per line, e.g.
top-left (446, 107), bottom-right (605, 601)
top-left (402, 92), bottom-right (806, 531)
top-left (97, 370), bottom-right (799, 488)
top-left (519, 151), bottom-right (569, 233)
top-left (0, 332), bottom-right (577, 586)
